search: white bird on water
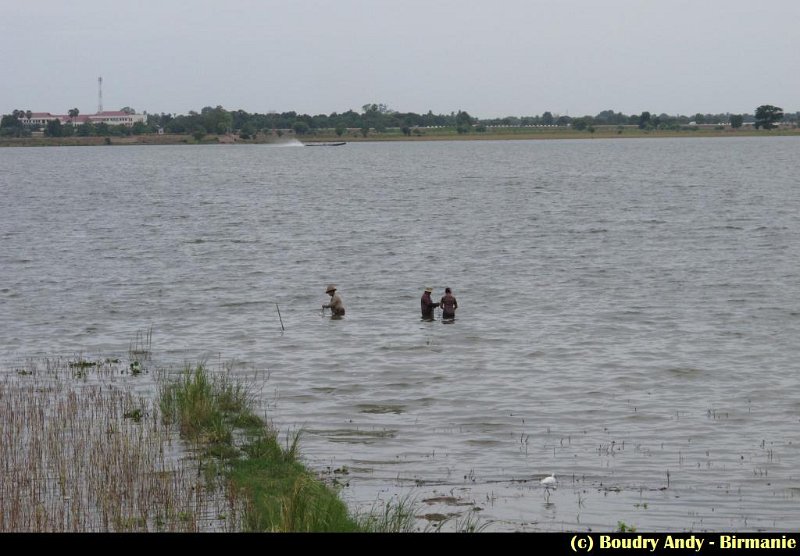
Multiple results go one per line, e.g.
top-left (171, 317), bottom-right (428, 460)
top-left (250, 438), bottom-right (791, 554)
top-left (540, 473), bottom-right (557, 488)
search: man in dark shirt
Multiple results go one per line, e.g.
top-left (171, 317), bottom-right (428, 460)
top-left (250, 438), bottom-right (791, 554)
top-left (420, 286), bottom-right (439, 320)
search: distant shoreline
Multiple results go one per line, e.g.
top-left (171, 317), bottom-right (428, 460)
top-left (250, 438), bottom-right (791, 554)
top-left (1, 128), bottom-right (798, 148)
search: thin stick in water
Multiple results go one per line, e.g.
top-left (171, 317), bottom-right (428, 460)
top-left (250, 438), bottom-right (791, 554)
top-left (276, 303), bottom-right (285, 332)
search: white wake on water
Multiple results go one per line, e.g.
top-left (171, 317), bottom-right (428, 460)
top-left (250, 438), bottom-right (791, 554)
top-left (269, 138), bottom-right (305, 147)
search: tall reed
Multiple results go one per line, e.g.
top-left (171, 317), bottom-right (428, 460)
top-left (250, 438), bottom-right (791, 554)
top-left (0, 358), bottom-right (242, 531)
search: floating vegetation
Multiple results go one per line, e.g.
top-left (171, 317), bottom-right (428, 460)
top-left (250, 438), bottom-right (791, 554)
top-left (617, 520), bottom-right (637, 532)
top-left (427, 509), bottom-right (490, 533)
top-left (123, 408), bottom-right (144, 422)
top-left (312, 428), bottom-right (398, 444)
top-left (420, 512), bottom-right (452, 522)
top-left (357, 404), bottom-right (405, 415)
top-left (129, 326), bottom-right (153, 359)
top-left (422, 495), bottom-right (475, 506)
top-left (68, 360), bottom-right (97, 369)
top-left (124, 327), bottom-right (153, 376)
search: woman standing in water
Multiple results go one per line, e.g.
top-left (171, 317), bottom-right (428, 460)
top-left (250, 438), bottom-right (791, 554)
top-left (440, 287), bottom-right (458, 320)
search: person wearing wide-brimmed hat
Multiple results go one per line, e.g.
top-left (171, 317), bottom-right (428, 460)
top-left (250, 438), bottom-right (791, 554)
top-left (420, 286), bottom-right (439, 320)
top-left (322, 284), bottom-right (345, 317)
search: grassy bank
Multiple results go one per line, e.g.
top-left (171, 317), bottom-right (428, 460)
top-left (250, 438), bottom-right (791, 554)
top-left (159, 365), bottom-right (365, 532)
top-left (305, 126), bottom-right (800, 142)
top-left (0, 133), bottom-right (232, 147)
top-left (2, 127), bottom-right (798, 148)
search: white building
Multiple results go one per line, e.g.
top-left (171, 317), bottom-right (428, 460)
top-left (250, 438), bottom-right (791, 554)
top-left (24, 113), bottom-right (61, 126)
top-left (21, 111), bottom-right (146, 127)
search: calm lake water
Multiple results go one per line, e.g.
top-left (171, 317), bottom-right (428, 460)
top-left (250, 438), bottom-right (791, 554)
top-left (1, 137), bottom-right (799, 531)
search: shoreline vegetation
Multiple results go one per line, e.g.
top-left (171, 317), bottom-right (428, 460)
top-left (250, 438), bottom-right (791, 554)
top-left (158, 364), bottom-right (365, 532)
top-left (2, 356), bottom-right (476, 532)
top-left (1, 359), bottom-right (241, 532)
top-left (3, 103), bottom-right (794, 147)
top-left (1, 125), bottom-right (799, 148)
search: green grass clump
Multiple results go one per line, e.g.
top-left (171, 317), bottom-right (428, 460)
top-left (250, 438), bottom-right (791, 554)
top-left (230, 438), bottom-right (358, 532)
top-left (159, 365), bottom-right (359, 532)
top-left (159, 365), bottom-right (252, 448)
top-left (357, 495), bottom-right (418, 533)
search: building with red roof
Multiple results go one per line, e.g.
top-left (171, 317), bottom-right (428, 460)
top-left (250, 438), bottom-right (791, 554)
top-left (21, 110), bottom-right (146, 127)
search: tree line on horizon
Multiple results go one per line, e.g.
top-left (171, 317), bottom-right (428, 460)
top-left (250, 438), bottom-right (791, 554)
top-left (1, 103), bottom-right (793, 138)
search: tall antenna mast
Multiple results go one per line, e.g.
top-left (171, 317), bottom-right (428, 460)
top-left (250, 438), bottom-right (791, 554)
top-left (97, 76), bottom-right (103, 113)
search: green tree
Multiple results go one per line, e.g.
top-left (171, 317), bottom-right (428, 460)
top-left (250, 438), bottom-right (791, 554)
top-left (651, 115), bottom-right (662, 129)
top-left (335, 122), bottom-right (346, 137)
top-left (131, 121), bottom-right (149, 135)
top-left (1, 113), bottom-right (24, 137)
top-left (638, 111), bottom-right (651, 129)
top-left (201, 105), bottom-right (232, 134)
top-left (730, 114), bottom-right (743, 129)
top-left (292, 121), bottom-right (309, 135)
top-left (147, 113), bottom-right (170, 130)
top-left (239, 122), bottom-right (256, 139)
top-left (68, 108), bottom-right (80, 118)
top-left (77, 122), bottom-right (95, 136)
top-left (192, 126), bottom-right (206, 142)
top-left (311, 113), bottom-right (330, 129)
top-left (362, 103), bottom-right (390, 133)
top-left (657, 113), bottom-right (679, 130)
top-left (45, 119), bottom-right (63, 137)
top-left (455, 110), bottom-right (473, 134)
top-left (541, 111), bottom-right (554, 126)
top-left (572, 118), bottom-right (589, 131)
top-left (338, 110), bottom-right (361, 128)
top-left (754, 105), bottom-right (783, 130)
top-left (595, 109), bottom-right (628, 125)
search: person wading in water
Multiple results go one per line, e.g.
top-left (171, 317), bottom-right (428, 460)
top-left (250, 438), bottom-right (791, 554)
top-left (440, 287), bottom-right (458, 320)
top-left (322, 284), bottom-right (345, 317)
top-left (420, 286), bottom-right (439, 320)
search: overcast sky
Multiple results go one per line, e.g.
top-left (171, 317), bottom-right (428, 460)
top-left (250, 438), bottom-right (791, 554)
top-left (2, 0), bottom-right (797, 118)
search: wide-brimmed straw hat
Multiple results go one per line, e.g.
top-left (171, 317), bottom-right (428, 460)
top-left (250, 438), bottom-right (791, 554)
top-left (326, 284), bottom-right (337, 293)
top-left (424, 286), bottom-right (433, 293)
